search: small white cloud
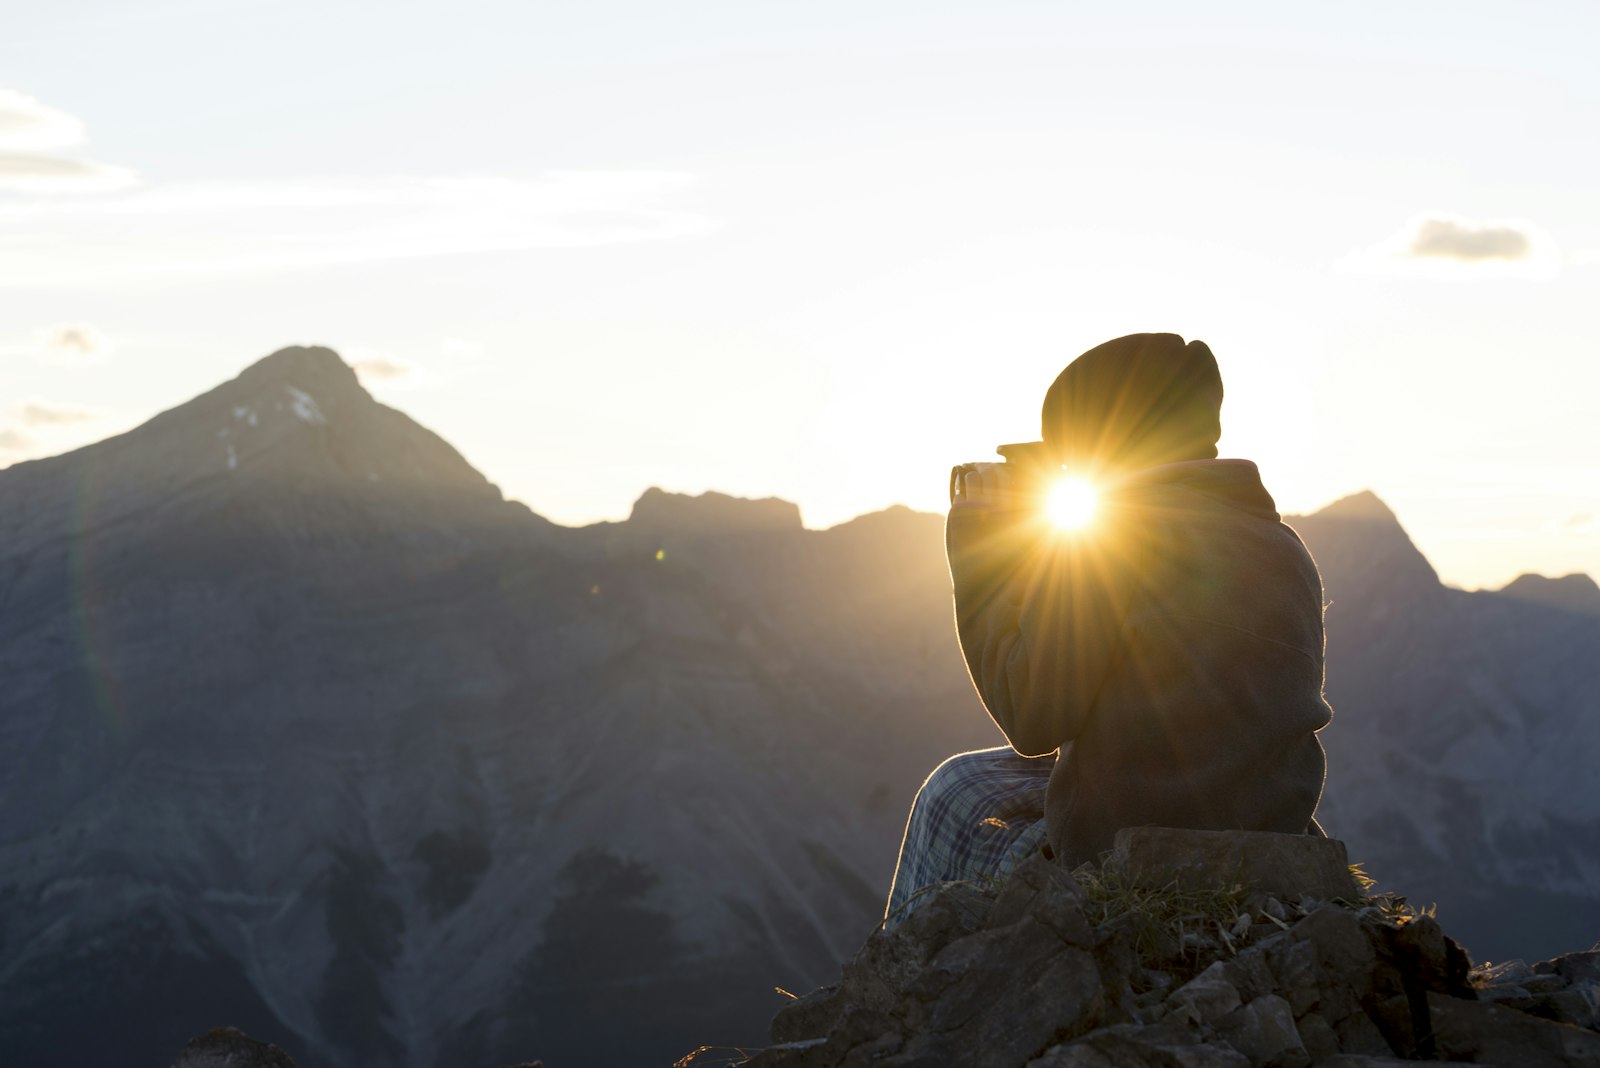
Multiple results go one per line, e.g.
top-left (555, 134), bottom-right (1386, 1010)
top-left (0, 89), bottom-right (136, 196)
top-left (34, 323), bottom-right (112, 364)
top-left (351, 354), bottom-right (418, 385)
top-left (1338, 213), bottom-right (1559, 279)
top-left (1406, 216), bottom-right (1532, 262)
top-left (0, 89), bottom-right (85, 151)
top-left (0, 152), bottom-right (138, 194)
top-left (0, 427), bottom-right (34, 453)
top-left (16, 400), bottom-right (97, 426)
top-left (0, 171), bottom-right (711, 286)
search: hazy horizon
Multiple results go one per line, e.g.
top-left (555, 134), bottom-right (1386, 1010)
top-left (0, 339), bottom-right (1573, 600)
top-left (4, 0), bottom-right (1597, 591)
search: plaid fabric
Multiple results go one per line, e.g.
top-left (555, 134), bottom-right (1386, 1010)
top-left (883, 746), bottom-right (1058, 928)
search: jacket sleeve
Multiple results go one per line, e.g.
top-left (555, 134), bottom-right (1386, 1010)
top-left (946, 502), bottom-right (1131, 756)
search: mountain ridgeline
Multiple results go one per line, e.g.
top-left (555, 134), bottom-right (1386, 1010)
top-left (0, 347), bottom-right (1594, 1068)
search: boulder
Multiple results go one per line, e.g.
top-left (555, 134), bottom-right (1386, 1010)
top-left (1538, 952), bottom-right (1600, 987)
top-left (1108, 828), bottom-right (1360, 903)
top-left (1213, 993), bottom-right (1308, 1068)
top-left (173, 1027), bottom-right (300, 1068)
top-left (1028, 1023), bottom-right (1250, 1067)
top-left (1426, 992), bottom-right (1600, 1066)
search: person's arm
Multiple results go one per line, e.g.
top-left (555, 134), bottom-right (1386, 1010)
top-left (946, 467), bottom-right (1129, 756)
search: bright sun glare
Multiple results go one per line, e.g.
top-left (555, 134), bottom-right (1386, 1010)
top-left (1046, 477), bottom-right (1099, 531)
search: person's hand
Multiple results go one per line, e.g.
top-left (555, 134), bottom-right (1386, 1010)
top-left (955, 462), bottom-right (1014, 506)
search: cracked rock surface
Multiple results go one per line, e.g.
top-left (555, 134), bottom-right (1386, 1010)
top-left (742, 831), bottom-right (1600, 1068)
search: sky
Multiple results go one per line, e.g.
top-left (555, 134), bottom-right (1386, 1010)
top-left (2, 0), bottom-right (1597, 590)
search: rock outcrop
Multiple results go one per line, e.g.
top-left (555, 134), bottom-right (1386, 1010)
top-left (729, 831), bottom-right (1600, 1068)
top-left (174, 1026), bottom-right (302, 1067)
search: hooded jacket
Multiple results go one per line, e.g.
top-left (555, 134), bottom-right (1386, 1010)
top-left (945, 458), bottom-right (1332, 867)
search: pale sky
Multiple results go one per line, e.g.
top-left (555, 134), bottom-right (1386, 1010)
top-left (3, 0), bottom-right (1597, 590)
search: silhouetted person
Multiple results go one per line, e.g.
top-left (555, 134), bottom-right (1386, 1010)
top-left (886, 333), bottom-right (1332, 923)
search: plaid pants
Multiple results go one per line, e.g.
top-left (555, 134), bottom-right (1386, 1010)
top-left (883, 746), bottom-right (1058, 928)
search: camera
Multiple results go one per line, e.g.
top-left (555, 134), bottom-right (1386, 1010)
top-left (949, 441), bottom-right (1061, 506)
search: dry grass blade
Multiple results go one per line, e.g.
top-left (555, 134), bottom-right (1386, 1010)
top-left (673, 1045), bottom-right (768, 1067)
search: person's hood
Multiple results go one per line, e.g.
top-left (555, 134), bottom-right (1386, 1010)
top-left (1042, 333), bottom-right (1224, 474)
top-left (1117, 458), bottom-right (1280, 522)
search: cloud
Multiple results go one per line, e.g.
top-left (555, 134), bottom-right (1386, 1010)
top-left (16, 400), bottom-right (97, 426)
top-left (351, 355), bottom-right (418, 384)
top-left (1338, 213), bottom-right (1559, 278)
top-left (0, 171), bottom-right (712, 285)
top-left (0, 153), bottom-right (138, 194)
top-left (34, 323), bottom-right (112, 364)
top-left (0, 89), bottom-right (84, 150)
top-left (0, 427), bottom-right (34, 454)
top-left (0, 88), bottom-right (138, 195)
top-left (1405, 216), bottom-right (1532, 262)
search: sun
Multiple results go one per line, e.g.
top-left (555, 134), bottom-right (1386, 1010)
top-left (1045, 477), bottom-right (1099, 531)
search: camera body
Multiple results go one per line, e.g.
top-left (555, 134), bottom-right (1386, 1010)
top-left (949, 440), bottom-right (1060, 506)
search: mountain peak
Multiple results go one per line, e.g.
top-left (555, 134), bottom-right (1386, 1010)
top-left (1287, 490), bottom-right (1441, 602)
top-left (229, 345), bottom-right (365, 410)
top-left (1312, 490), bottom-right (1397, 522)
top-left (237, 344), bottom-right (357, 384)
top-left (0, 344), bottom-right (508, 561)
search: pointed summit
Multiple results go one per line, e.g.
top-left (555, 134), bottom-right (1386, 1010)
top-left (0, 345), bottom-right (524, 560)
top-left (1312, 489), bottom-right (1399, 523)
top-left (234, 345), bottom-right (361, 393)
top-left (1287, 490), bottom-right (1441, 606)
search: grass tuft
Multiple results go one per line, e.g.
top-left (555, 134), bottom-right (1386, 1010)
top-left (673, 1044), bottom-right (770, 1067)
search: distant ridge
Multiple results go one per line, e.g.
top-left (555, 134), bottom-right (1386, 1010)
top-left (627, 486), bottom-right (803, 533)
top-left (1498, 571), bottom-right (1600, 615)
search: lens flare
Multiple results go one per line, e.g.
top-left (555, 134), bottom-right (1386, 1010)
top-left (1046, 477), bottom-right (1098, 531)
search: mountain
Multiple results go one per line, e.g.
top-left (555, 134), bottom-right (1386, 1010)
top-left (1497, 572), bottom-right (1600, 616)
top-left (0, 348), bottom-right (994, 1068)
top-left (1287, 493), bottom-right (1600, 964)
top-left (2, 347), bottom-right (1596, 1067)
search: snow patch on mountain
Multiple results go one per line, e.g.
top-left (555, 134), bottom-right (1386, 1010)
top-left (284, 386), bottom-right (325, 425)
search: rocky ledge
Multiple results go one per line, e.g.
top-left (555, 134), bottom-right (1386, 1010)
top-left (710, 828), bottom-right (1600, 1068)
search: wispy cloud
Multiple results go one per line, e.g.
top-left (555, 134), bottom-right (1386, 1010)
top-left (0, 427), bottom-right (35, 454)
top-left (0, 152), bottom-right (137, 193)
top-left (16, 400), bottom-right (97, 426)
top-left (1338, 213), bottom-right (1559, 278)
top-left (33, 323), bottom-right (113, 364)
top-left (0, 88), bottom-right (137, 194)
top-left (0, 89), bottom-right (84, 150)
top-left (350, 353), bottom-right (420, 386)
top-left (0, 171), bottom-right (713, 286)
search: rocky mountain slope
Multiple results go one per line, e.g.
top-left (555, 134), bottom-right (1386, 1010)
top-left (1, 347), bottom-right (1594, 1067)
top-left (0, 348), bottom-right (993, 1068)
top-left (1290, 493), bottom-right (1600, 963)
